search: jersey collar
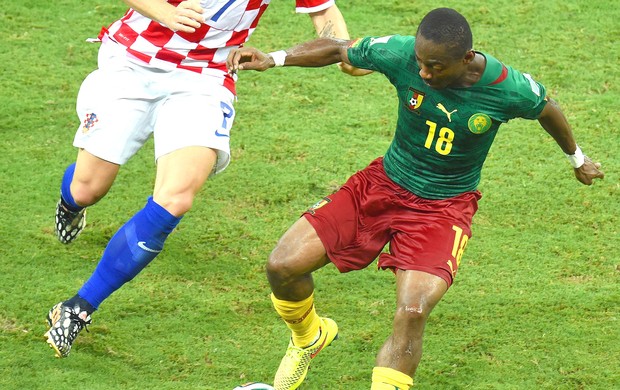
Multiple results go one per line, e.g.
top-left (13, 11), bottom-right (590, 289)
top-left (474, 52), bottom-right (508, 86)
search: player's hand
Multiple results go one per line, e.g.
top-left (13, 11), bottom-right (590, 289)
top-left (574, 156), bottom-right (604, 185)
top-left (338, 62), bottom-right (373, 76)
top-left (161, 0), bottom-right (204, 33)
top-left (227, 47), bottom-right (273, 74)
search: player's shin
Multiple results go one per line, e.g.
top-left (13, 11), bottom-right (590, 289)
top-left (271, 293), bottom-right (321, 347)
top-left (78, 197), bottom-right (181, 308)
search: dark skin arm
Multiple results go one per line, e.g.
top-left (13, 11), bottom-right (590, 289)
top-left (226, 37), bottom-right (355, 73)
top-left (537, 98), bottom-right (604, 185)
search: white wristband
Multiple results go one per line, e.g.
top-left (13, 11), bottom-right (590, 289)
top-left (269, 50), bottom-right (287, 67)
top-left (565, 145), bottom-right (585, 168)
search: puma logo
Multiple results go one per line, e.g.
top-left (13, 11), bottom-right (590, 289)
top-left (436, 103), bottom-right (457, 122)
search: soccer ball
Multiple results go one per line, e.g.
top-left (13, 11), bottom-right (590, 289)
top-left (232, 382), bottom-right (275, 390)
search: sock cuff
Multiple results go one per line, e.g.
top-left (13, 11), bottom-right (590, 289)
top-left (146, 197), bottom-right (182, 232)
top-left (271, 293), bottom-right (321, 347)
top-left (372, 367), bottom-right (413, 388)
top-left (271, 293), bottom-right (318, 327)
top-left (60, 163), bottom-right (82, 211)
top-left (270, 293), bottom-right (314, 313)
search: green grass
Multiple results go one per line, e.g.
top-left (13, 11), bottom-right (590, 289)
top-left (1, 1), bottom-right (618, 389)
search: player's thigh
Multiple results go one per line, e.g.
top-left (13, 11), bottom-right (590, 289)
top-left (153, 146), bottom-right (218, 215)
top-left (154, 76), bottom-right (235, 176)
top-left (269, 217), bottom-right (331, 276)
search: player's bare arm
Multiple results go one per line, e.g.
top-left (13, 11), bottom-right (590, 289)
top-left (308, 5), bottom-right (372, 76)
top-left (537, 97), bottom-right (604, 185)
top-left (227, 37), bottom-right (352, 73)
top-left (123, 0), bottom-right (203, 33)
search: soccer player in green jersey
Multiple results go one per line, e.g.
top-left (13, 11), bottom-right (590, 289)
top-left (227, 8), bottom-right (604, 390)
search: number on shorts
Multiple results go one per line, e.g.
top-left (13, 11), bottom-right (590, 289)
top-left (451, 225), bottom-right (469, 266)
top-left (215, 101), bottom-right (234, 137)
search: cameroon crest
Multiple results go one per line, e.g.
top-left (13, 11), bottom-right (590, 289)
top-left (467, 113), bottom-right (492, 134)
top-left (306, 197), bottom-right (331, 215)
top-left (406, 88), bottom-right (425, 112)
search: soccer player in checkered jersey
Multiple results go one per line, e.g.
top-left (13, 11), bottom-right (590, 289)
top-left (45, 0), bottom-right (369, 359)
top-left (227, 7), bottom-right (605, 390)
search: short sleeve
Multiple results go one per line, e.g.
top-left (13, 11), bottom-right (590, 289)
top-left (295, 0), bottom-right (335, 13)
top-left (347, 35), bottom-right (411, 74)
top-left (510, 71), bottom-right (548, 119)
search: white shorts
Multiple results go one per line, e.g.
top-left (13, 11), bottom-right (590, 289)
top-left (73, 40), bottom-right (236, 175)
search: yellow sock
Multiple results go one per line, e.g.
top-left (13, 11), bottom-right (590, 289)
top-left (371, 367), bottom-right (413, 390)
top-left (271, 293), bottom-right (321, 347)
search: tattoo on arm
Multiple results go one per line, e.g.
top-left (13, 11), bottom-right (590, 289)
top-left (319, 20), bottom-right (336, 38)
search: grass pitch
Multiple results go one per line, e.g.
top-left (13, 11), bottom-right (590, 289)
top-left (0, 1), bottom-right (618, 389)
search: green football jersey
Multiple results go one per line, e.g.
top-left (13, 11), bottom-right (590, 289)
top-left (347, 35), bottom-right (548, 199)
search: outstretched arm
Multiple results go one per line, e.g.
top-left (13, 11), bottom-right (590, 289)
top-left (537, 97), bottom-right (604, 185)
top-left (227, 37), bottom-right (353, 73)
top-left (307, 5), bottom-right (372, 76)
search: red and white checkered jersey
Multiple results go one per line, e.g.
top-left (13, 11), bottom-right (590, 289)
top-left (100, 0), bottom-right (335, 94)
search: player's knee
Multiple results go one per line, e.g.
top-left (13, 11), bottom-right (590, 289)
top-left (266, 248), bottom-right (295, 281)
top-left (394, 303), bottom-right (430, 326)
top-left (153, 193), bottom-right (193, 216)
top-left (71, 182), bottom-right (107, 206)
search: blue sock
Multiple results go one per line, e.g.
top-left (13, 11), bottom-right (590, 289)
top-left (60, 163), bottom-right (83, 211)
top-left (78, 197), bottom-right (182, 309)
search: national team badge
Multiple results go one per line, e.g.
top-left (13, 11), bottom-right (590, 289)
top-left (406, 88), bottom-right (425, 112)
top-left (467, 113), bottom-right (492, 134)
top-left (307, 197), bottom-right (331, 215)
top-left (82, 113), bottom-right (99, 134)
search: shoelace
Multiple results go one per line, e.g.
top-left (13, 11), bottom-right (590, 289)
top-left (67, 309), bottom-right (91, 333)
